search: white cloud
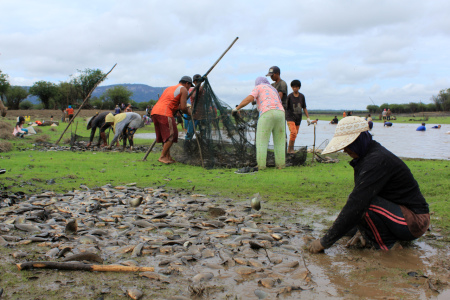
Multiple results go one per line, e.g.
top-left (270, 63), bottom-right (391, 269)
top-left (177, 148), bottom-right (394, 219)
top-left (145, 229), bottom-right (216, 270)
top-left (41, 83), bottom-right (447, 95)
top-left (0, 0), bottom-right (449, 110)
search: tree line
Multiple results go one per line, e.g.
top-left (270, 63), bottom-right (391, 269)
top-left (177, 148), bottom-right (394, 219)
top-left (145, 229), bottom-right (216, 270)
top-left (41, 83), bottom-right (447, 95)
top-left (366, 89), bottom-right (450, 114)
top-left (0, 69), bottom-right (156, 112)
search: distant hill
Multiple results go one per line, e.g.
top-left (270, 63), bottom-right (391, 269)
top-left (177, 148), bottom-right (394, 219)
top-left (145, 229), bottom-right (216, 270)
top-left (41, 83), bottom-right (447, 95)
top-left (22, 83), bottom-right (168, 104)
top-left (91, 84), bottom-right (167, 102)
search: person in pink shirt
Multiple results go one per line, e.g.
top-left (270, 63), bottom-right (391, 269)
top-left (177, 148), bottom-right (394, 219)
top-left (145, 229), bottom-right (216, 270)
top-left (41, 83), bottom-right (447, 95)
top-left (233, 76), bottom-right (285, 170)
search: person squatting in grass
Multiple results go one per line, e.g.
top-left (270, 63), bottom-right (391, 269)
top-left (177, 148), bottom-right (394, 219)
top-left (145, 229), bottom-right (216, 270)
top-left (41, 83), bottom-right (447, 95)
top-left (285, 80), bottom-right (311, 153)
top-left (105, 112), bottom-right (143, 151)
top-left (151, 76), bottom-right (193, 164)
top-left (86, 112), bottom-right (117, 148)
top-left (13, 116), bottom-right (28, 138)
top-left (233, 76), bottom-right (285, 170)
top-left (308, 116), bottom-right (430, 253)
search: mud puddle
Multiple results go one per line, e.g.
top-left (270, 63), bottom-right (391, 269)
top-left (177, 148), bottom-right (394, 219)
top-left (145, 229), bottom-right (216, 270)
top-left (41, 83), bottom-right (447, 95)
top-left (0, 186), bottom-right (448, 299)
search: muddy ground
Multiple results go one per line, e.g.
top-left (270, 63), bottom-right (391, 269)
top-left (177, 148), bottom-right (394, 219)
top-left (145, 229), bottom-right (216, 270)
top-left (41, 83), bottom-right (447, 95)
top-left (0, 185), bottom-right (449, 300)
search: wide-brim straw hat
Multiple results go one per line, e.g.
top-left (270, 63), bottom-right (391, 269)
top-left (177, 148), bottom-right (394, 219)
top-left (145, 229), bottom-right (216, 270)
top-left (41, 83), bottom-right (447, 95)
top-left (322, 116), bottom-right (370, 154)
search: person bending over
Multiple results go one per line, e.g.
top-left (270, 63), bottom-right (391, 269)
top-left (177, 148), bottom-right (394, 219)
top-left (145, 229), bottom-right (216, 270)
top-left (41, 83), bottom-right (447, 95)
top-left (308, 117), bottom-right (429, 253)
top-left (151, 76), bottom-right (193, 164)
top-left (106, 112), bottom-right (143, 151)
top-left (86, 112), bottom-right (114, 148)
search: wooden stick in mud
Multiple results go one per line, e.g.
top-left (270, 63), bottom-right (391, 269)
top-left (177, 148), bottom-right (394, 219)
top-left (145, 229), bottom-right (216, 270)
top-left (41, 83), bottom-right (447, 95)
top-left (55, 63), bottom-right (117, 145)
top-left (142, 139), bottom-right (157, 161)
top-left (17, 261), bottom-right (154, 272)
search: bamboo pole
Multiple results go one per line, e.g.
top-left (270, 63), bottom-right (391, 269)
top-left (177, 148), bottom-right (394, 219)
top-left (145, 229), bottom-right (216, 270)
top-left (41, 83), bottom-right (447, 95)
top-left (312, 124), bottom-right (316, 163)
top-left (55, 64), bottom-right (117, 145)
top-left (142, 140), bottom-right (157, 161)
top-left (17, 261), bottom-right (154, 272)
top-left (188, 37), bottom-right (239, 168)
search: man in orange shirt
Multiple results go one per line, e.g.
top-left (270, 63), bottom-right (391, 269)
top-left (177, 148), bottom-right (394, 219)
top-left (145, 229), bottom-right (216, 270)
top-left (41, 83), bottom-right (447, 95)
top-left (151, 76), bottom-right (193, 164)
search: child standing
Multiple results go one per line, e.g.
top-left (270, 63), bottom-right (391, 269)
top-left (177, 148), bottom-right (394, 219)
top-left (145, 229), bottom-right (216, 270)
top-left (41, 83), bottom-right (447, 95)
top-left (285, 80), bottom-right (310, 153)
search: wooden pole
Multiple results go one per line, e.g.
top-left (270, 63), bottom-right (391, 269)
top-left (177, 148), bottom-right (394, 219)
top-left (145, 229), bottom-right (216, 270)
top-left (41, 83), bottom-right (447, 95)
top-left (188, 37), bottom-right (239, 168)
top-left (142, 140), bottom-right (157, 161)
top-left (17, 261), bottom-right (154, 272)
top-left (312, 124), bottom-right (316, 163)
top-left (55, 64), bottom-right (117, 145)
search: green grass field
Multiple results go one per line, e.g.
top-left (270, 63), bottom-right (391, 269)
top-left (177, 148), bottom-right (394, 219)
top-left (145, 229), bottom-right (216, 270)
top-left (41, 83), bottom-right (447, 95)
top-left (1, 117), bottom-right (449, 234)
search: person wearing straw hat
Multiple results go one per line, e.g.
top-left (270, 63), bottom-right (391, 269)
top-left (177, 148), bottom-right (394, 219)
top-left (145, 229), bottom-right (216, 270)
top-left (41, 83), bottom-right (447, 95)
top-left (308, 116), bottom-right (430, 253)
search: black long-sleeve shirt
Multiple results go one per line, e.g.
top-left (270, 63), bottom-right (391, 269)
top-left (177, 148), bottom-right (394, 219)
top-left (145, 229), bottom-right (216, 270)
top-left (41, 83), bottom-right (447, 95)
top-left (87, 112), bottom-right (112, 142)
top-left (320, 140), bottom-right (429, 248)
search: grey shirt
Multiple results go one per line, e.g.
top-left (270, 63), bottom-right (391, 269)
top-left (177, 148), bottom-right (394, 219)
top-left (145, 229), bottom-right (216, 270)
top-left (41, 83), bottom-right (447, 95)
top-left (271, 79), bottom-right (288, 109)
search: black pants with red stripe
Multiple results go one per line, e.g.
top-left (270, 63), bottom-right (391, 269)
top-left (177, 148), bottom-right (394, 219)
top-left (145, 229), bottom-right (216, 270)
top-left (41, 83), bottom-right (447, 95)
top-left (358, 197), bottom-right (416, 250)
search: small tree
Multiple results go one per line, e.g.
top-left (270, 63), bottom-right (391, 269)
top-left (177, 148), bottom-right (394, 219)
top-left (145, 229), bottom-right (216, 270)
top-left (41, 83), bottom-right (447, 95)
top-left (101, 85), bottom-right (133, 107)
top-left (29, 81), bottom-right (58, 109)
top-left (0, 70), bottom-right (10, 116)
top-left (71, 68), bottom-right (106, 106)
top-left (19, 100), bottom-right (34, 110)
top-left (5, 86), bottom-right (29, 109)
top-left (54, 81), bottom-right (78, 111)
top-left (408, 102), bottom-right (419, 114)
top-left (366, 105), bottom-right (379, 114)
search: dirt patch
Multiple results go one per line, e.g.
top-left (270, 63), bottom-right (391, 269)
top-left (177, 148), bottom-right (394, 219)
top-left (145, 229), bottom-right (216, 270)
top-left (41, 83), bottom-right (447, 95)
top-left (0, 186), bottom-right (448, 299)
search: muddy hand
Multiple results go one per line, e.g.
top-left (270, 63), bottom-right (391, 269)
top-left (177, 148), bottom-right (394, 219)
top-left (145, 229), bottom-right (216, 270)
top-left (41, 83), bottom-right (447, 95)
top-left (308, 239), bottom-right (325, 253)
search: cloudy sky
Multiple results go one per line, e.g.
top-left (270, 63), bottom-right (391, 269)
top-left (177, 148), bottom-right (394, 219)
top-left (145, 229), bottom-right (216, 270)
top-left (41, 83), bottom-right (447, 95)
top-left (1, 0), bottom-right (449, 109)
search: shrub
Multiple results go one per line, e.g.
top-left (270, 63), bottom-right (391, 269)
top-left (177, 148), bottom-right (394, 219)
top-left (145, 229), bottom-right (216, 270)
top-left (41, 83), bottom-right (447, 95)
top-left (19, 100), bottom-right (34, 110)
top-left (0, 140), bottom-right (12, 152)
top-left (34, 134), bottom-right (50, 143)
top-left (0, 121), bottom-right (13, 140)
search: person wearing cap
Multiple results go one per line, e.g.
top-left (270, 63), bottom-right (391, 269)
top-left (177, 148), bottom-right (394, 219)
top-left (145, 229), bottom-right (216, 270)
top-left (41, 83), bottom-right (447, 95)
top-left (285, 79), bottom-right (311, 153)
top-left (105, 112), bottom-right (143, 150)
top-left (308, 116), bottom-right (429, 253)
top-left (266, 66), bottom-right (288, 110)
top-left (86, 111), bottom-right (115, 148)
top-left (65, 105), bottom-right (74, 121)
top-left (233, 76), bottom-right (286, 170)
top-left (185, 74), bottom-right (205, 140)
top-left (151, 76), bottom-right (193, 163)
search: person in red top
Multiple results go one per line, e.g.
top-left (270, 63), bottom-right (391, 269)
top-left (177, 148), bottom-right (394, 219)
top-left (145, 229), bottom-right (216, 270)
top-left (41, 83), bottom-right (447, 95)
top-left (65, 105), bottom-right (74, 121)
top-left (151, 76), bottom-right (193, 164)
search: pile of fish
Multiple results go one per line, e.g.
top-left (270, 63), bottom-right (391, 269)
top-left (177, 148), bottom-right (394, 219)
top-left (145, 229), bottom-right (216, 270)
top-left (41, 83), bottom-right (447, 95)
top-left (31, 142), bottom-right (151, 153)
top-left (0, 185), bottom-right (316, 299)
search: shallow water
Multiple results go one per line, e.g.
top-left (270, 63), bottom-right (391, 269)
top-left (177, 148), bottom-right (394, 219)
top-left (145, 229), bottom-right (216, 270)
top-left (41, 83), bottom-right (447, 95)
top-left (294, 121), bottom-right (450, 160)
top-left (135, 121), bottom-right (450, 160)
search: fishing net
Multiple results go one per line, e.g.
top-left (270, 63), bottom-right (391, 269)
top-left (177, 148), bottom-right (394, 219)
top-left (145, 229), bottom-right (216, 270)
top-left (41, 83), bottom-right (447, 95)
top-left (170, 78), bottom-right (307, 169)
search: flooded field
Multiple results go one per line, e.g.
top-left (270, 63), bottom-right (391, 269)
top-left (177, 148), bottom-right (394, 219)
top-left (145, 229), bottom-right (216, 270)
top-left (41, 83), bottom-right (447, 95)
top-left (136, 121), bottom-right (450, 160)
